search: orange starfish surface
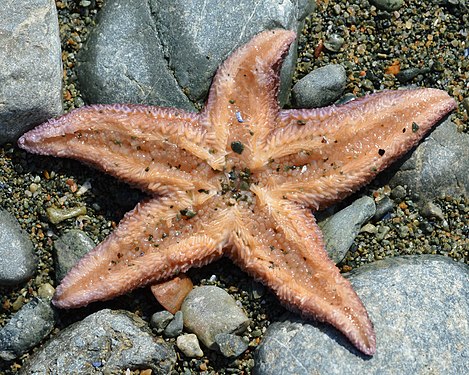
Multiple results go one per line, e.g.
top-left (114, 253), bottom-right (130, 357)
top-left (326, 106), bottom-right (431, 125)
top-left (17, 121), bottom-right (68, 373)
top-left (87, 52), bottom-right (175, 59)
top-left (18, 29), bottom-right (456, 356)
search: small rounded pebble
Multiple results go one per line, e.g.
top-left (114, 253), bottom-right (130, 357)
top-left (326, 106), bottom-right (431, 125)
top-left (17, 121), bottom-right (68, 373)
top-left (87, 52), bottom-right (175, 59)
top-left (46, 206), bottom-right (87, 224)
top-left (150, 310), bottom-right (174, 334)
top-left (323, 34), bottom-right (344, 52)
top-left (369, 0), bottom-right (404, 11)
top-left (164, 311), bottom-right (184, 338)
top-left (37, 283), bottom-right (56, 300)
top-left (176, 334), bottom-right (204, 358)
top-left (214, 333), bottom-right (249, 358)
top-left (292, 64), bottom-right (346, 108)
top-left (181, 286), bottom-right (250, 349)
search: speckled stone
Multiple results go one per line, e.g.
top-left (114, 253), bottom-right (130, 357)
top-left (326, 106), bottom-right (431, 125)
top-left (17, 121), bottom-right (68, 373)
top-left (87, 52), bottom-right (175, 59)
top-left (176, 334), bottom-right (203, 358)
top-left (255, 255), bottom-right (469, 374)
top-left (291, 64), bottom-right (347, 108)
top-left (320, 196), bottom-right (376, 263)
top-left (181, 286), bottom-right (250, 349)
top-left (214, 333), bottom-right (249, 358)
top-left (0, 209), bottom-right (36, 286)
top-left (0, 0), bottom-right (62, 143)
top-left (19, 309), bottom-right (176, 374)
top-left (53, 229), bottom-right (95, 282)
top-left (0, 298), bottom-right (56, 361)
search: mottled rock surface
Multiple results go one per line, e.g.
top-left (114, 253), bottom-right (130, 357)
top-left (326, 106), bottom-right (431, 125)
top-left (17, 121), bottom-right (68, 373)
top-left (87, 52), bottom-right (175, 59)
top-left (0, 0), bottom-right (62, 143)
top-left (20, 309), bottom-right (176, 374)
top-left (255, 255), bottom-right (469, 374)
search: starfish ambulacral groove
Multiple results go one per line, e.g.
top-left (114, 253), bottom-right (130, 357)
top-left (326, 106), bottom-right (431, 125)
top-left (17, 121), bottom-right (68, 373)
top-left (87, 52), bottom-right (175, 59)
top-left (18, 29), bottom-right (456, 356)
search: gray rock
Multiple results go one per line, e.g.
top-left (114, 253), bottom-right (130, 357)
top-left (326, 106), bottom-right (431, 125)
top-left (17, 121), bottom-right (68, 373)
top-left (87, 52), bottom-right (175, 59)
top-left (181, 286), bottom-right (250, 349)
top-left (0, 0), bottom-right (62, 143)
top-left (320, 196), bottom-right (376, 263)
top-left (369, 0), bottom-right (404, 11)
top-left (20, 309), bottom-right (176, 374)
top-left (176, 334), bottom-right (203, 358)
top-left (0, 298), bottom-right (56, 361)
top-left (292, 64), bottom-right (347, 108)
top-left (0, 209), bottom-right (36, 286)
top-left (77, 0), bottom-right (194, 111)
top-left (387, 118), bottom-right (468, 201)
top-left (214, 333), bottom-right (249, 358)
top-left (255, 255), bottom-right (469, 374)
top-left (372, 195), bottom-right (394, 221)
top-left (53, 229), bottom-right (95, 282)
top-left (150, 310), bottom-right (174, 334)
top-left (163, 311), bottom-right (183, 338)
top-left (77, 0), bottom-right (315, 109)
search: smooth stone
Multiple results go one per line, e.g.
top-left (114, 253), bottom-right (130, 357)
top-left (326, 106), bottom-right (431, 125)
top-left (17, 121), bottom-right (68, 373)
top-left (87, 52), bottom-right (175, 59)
top-left (0, 0), bottom-right (62, 143)
top-left (150, 310), bottom-right (174, 334)
top-left (176, 334), bottom-right (204, 358)
top-left (214, 333), bottom-right (249, 358)
top-left (163, 311), bottom-right (184, 338)
top-left (372, 196), bottom-right (394, 221)
top-left (0, 298), bottom-right (56, 361)
top-left (369, 0), bottom-right (404, 11)
top-left (0, 209), bottom-right (36, 286)
top-left (53, 229), bottom-right (95, 283)
top-left (19, 309), bottom-right (176, 374)
top-left (255, 255), bottom-right (469, 374)
top-left (150, 274), bottom-right (193, 314)
top-left (46, 206), bottom-right (87, 225)
top-left (181, 286), bottom-right (250, 349)
top-left (323, 33), bottom-right (345, 52)
top-left (291, 64), bottom-right (346, 108)
top-left (77, 0), bottom-right (194, 111)
top-left (77, 0), bottom-right (315, 109)
top-left (319, 196), bottom-right (376, 263)
top-left (386, 119), bottom-right (468, 202)
top-left (37, 282), bottom-right (55, 300)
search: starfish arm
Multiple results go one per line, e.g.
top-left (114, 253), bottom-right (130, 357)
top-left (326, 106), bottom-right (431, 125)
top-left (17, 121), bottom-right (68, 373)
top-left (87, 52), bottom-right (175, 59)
top-left (18, 104), bottom-right (217, 194)
top-left (267, 88), bottom-right (456, 209)
top-left (228, 189), bottom-right (376, 355)
top-left (200, 29), bottom-right (296, 168)
top-left (52, 194), bottom-right (233, 309)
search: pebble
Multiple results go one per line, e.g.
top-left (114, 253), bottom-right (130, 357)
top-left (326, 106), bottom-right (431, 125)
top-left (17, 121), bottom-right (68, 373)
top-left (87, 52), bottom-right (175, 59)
top-left (372, 196), bottom-right (394, 221)
top-left (320, 196), bottom-right (376, 263)
top-left (323, 34), bottom-right (345, 53)
top-left (0, 298), bottom-right (56, 361)
top-left (255, 255), bottom-right (469, 374)
top-left (163, 311), bottom-right (184, 338)
top-left (150, 310), bottom-right (174, 334)
top-left (176, 334), bottom-right (204, 358)
top-left (369, 0), bottom-right (404, 11)
top-left (0, 209), bottom-right (36, 286)
top-left (53, 229), bottom-right (95, 282)
top-left (395, 67), bottom-right (429, 83)
top-left (421, 201), bottom-right (446, 221)
top-left (292, 64), bottom-right (347, 108)
top-left (37, 283), bottom-right (55, 300)
top-left (214, 333), bottom-right (249, 358)
top-left (19, 309), bottom-right (176, 374)
top-left (0, 0), bottom-right (62, 143)
top-left (181, 286), bottom-right (250, 349)
top-left (46, 206), bottom-right (87, 225)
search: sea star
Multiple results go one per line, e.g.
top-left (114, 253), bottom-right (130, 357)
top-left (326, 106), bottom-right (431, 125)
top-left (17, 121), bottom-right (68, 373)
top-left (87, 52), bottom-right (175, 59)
top-left (18, 29), bottom-right (456, 356)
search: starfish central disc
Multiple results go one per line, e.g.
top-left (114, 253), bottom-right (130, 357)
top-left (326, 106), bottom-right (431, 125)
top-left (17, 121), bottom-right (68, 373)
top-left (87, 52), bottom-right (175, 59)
top-left (219, 167), bottom-right (255, 205)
